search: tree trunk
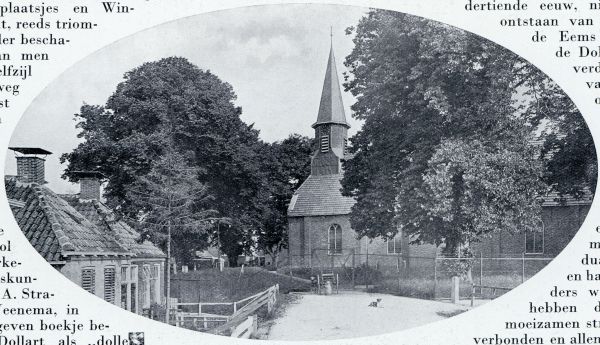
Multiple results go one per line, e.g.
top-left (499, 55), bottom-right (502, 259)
top-left (228, 254), bottom-right (237, 267)
top-left (269, 250), bottom-right (278, 269)
top-left (165, 220), bottom-right (171, 324)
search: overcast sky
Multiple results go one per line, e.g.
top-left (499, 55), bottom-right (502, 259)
top-left (6, 4), bottom-right (368, 194)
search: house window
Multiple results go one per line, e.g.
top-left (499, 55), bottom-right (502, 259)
top-left (525, 229), bottom-right (544, 254)
top-left (103, 267), bottom-right (116, 303)
top-left (320, 135), bottom-right (330, 153)
top-left (120, 265), bottom-right (138, 313)
top-left (328, 224), bottom-right (342, 255)
top-left (343, 138), bottom-right (348, 156)
top-left (387, 236), bottom-right (402, 254)
top-left (81, 268), bottom-right (96, 295)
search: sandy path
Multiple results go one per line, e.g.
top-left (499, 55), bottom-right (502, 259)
top-left (267, 291), bottom-right (471, 340)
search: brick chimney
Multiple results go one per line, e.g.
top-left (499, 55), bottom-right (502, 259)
top-left (9, 147), bottom-right (52, 184)
top-left (73, 171), bottom-right (104, 201)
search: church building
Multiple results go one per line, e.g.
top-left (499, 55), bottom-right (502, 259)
top-left (286, 43), bottom-right (592, 271)
top-left (286, 43), bottom-right (405, 268)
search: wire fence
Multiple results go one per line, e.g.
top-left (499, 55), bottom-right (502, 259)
top-left (170, 266), bottom-right (309, 306)
top-left (277, 249), bottom-right (553, 301)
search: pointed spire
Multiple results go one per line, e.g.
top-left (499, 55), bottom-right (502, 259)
top-left (312, 32), bottom-right (349, 129)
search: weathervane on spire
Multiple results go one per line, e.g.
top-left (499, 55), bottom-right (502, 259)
top-left (330, 26), bottom-right (333, 45)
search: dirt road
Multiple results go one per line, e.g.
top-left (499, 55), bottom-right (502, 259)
top-left (267, 291), bottom-right (472, 340)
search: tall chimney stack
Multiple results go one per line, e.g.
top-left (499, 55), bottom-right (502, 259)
top-left (9, 147), bottom-right (52, 184)
top-left (73, 171), bottom-right (104, 201)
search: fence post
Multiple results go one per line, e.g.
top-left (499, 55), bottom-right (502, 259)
top-left (522, 253), bottom-right (525, 283)
top-left (479, 252), bottom-right (483, 288)
top-left (251, 315), bottom-right (258, 337)
top-left (433, 255), bottom-right (437, 300)
top-left (397, 252), bottom-right (401, 293)
top-left (351, 249), bottom-right (356, 289)
top-left (365, 247), bottom-right (369, 291)
top-left (451, 276), bottom-right (460, 304)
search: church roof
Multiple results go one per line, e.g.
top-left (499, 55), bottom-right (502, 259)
top-left (287, 174), bottom-right (355, 217)
top-left (312, 44), bottom-right (349, 129)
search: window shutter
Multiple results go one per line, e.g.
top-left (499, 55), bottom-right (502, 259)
top-left (153, 265), bottom-right (161, 304)
top-left (81, 268), bottom-right (96, 294)
top-left (142, 266), bottom-right (151, 308)
top-left (103, 267), bottom-right (116, 303)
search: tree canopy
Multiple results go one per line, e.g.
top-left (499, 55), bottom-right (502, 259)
top-left (257, 134), bottom-right (313, 264)
top-left (61, 57), bottom-right (266, 264)
top-left (341, 10), bottom-right (595, 253)
top-left (61, 57), bottom-right (314, 265)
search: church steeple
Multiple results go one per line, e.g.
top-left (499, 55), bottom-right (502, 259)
top-left (312, 41), bottom-right (349, 129)
top-left (310, 35), bottom-right (350, 176)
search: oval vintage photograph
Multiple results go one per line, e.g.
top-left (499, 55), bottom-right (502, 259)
top-left (4, 4), bottom-right (597, 340)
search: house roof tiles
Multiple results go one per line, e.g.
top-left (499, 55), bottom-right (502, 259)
top-left (5, 177), bottom-right (130, 262)
top-left (62, 195), bottom-right (165, 258)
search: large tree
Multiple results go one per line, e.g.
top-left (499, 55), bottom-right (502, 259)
top-left (257, 134), bottom-right (313, 266)
top-left (129, 147), bottom-right (215, 322)
top-left (340, 11), bottom-right (562, 253)
top-left (61, 57), bottom-right (266, 264)
top-left (519, 72), bottom-right (597, 198)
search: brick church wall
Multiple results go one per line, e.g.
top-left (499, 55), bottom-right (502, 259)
top-left (471, 204), bottom-right (590, 258)
top-left (288, 214), bottom-right (361, 267)
top-left (542, 204), bottom-right (589, 255)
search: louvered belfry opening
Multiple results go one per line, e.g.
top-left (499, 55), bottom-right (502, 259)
top-left (320, 135), bottom-right (330, 153)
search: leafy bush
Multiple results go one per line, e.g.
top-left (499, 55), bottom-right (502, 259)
top-left (438, 248), bottom-right (475, 279)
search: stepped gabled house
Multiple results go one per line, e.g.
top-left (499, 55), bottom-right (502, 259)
top-left (6, 148), bottom-right (166, 315)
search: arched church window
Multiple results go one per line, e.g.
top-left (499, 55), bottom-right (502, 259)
top-left (387, 234), bottom-right (402, 254)
top-left (320, 135), bottom-right (330, 153)
top-left (328, 224), bottom-right (342, 254)
top-left (525, 219), bottom-right (545, 254)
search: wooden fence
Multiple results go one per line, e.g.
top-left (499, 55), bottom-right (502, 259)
top-left (210, 284), bottom-right (279, 337)
top-left (470, 283), bottom-right (512, 306)
top-left (231, 316), bottom-right (258, 339)
top-left (171, 284), bottom-right (279, 337)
